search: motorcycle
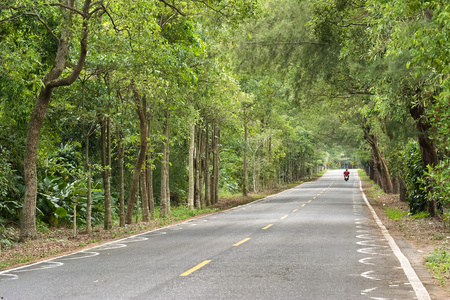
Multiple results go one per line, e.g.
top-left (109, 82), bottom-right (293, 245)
top-left (344, 174), bottom-right (349, 181)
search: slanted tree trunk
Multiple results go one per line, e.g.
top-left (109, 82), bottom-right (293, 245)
top-left (410, 103), bottom-right (439, 216)
top-left (125, 92), bottom-right (148, 224)
top-left (363, 125), bottom-right (393, 194)
top-left (20, 0), bottom-right (91, 241)
top-left (188, 124), bottom-right (195, 210)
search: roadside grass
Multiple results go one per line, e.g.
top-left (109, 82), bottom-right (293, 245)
top-left (426, 242), bottom-right (450, 285)
top-left (385, 208), bottom-right (408, 220)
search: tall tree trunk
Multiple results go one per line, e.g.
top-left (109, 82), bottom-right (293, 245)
top-left (410, 103), bottom-right (439, 216)
top-left (160, 108), bottom-right (171, 217)
top-left (20, 0), bottom-right (91, 241)
top-left (188, 124), bottom-right (195, 210)
top-left (85, 135), bottom-right (92, 234)
top-left (204, 123), bottom-right (211, 207)
top-left (211, 124), bottom-right (220, 204)
top-left (81, 79), bottom-right (94, 234)
top-left (195, 127), bottom-right (203, 209)
top-left (117, 126), bottom-right (125, 227)
top-left (101, 117), bottom-right (112, 230)
top-left (140, 172), bottom-right (149, 222)
top-left (146, 117), bottom-right (155, 219)
top-left (147, 154), bottom-right (155, 219)
top-left (243, 117), bottom-right (249, 196)
top-left (125, 93), bottom-right (148, 224)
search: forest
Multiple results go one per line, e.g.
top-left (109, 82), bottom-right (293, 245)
top-left (0, 0), bottom-right (449, 247)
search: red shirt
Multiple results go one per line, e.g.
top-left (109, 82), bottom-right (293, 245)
top-left (344, 170), bottom-right (350, 175)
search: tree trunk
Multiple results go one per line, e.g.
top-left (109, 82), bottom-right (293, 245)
top-left (160, 108), bottom-right (170, 217)
top-left (125, 93), bottom-right (148, 224)
top-left (146, 118), bottom-right (155, 219)
top-left (363, 126), bottom-right (393, 194)
top-left (146, 154), bottom-right (155, 219)
top-left (81, 79), bottom-right (94, 234)
top-left (195, 127), bottom-right (203, 209)
top-left (117, 126), bottom-right (125, 227)
top-left (211, 124), bottom-right (220, 204)
top-left (140, 172), bottom-right (149, 222)
top-left (20, 0), bottom-right (91, 241)
top-left (188, 124), bottom-right (195, 210)
top-left (204, 123), bottom-right (211, 207)
top-left (100, 116), bottom-right (112, 230)
top-left (85, 136), bottom-right (92, 234)
top-left (410, 103), bottom-right (439, 216)
top-left (243, 117), bottom-right (249, 196)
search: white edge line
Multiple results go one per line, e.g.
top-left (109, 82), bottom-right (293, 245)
top-left (359, 176), bottom-right (431, 300)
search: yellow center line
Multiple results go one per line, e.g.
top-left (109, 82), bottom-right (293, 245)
top-left (302, 204), bottom-right (306, 207)
top-left (180, 260), bottom-right (211, 276)
top-left (313, 197), bottom-right (316, 199)
top-left (233, 238), bottom-right (251, 246)
top-left (308, 200), bottom-right (312, 203)
top-left (281, 215), bottom-right (289, 220)
top-left (292, 209), bottom-right (299, 212)
top-left (262, 224), bottom-right (273, 230)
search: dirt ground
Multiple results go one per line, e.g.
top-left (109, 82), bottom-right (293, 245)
top-left (1, 181), bottom-right (450, 298)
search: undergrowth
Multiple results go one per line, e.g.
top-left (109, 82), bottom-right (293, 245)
top-left (426, 242), bottom-right (450, 285)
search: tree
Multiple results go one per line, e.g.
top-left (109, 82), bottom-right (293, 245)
top-left (0, 1), bottom-right (108, 240)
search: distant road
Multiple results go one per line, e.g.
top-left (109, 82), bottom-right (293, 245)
top-left (0, 170), bottom-right (430, 299)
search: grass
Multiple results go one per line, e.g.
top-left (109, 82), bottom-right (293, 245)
top-left (426, 242), bottom-right (450, 285)
top-left (385, 208), bottom-right (408, 220)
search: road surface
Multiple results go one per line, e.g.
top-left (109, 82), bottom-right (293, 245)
top-left (0, 170), bottom-right (430, 299)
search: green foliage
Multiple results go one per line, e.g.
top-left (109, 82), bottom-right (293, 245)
top-left (0, 224), bottom-right (16, 250)
top-left (426, 242), bottom-right (450, 285)
top-left (403, 140), bottom-right (428, 214)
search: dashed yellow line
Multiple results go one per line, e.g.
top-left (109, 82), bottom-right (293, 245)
top-left (281, 215), bottom-right (289, 220)
top-left (233, 238), bottom-right (251, 246)
top-left (308, 200), bottom-right (312, 203)
top-left (180, 260), bottom-right (211, 276)
top-left (262, 224), bottom-right (273, 230)
top-left (292, 209), bottom-right (299, 212)
top-left (302, 204), bottom-right (306, 207)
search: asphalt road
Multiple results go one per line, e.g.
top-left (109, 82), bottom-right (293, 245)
top-left (0, 170), bottom-right (431, 299)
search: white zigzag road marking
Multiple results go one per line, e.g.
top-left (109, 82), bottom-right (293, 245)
top-left (0, 273), bottom-right (18, 281)
top-left (361, 287), bottom-right (377, 295)
top-left (358, 247), bottom-right (378, 255)
top-left (60, 251), bottom-right (100, 261)
top-left (14, 261), bottom-right (64, 273)
top-left (361, 270), bottom-right (381, 281)
top-left (359, 257), bottom-right (375, 265)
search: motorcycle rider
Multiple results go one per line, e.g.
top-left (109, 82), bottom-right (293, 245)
top-left (343, 169), bottom-right (350, 180)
